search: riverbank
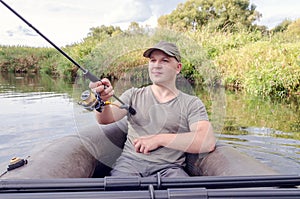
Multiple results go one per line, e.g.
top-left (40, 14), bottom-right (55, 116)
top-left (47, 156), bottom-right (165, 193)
top-left (1, 27), bottom-right (299, 98)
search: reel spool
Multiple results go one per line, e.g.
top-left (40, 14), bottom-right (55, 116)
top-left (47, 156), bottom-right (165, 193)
top-left (78, 90), bottom-right (98, 111)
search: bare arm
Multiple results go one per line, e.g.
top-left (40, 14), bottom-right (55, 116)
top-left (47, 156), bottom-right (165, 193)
top-left (133, 120), bottom-right (216, 154)
top-left (89, 78), bottom-right (127, 124)
top-left (94, 103), bottom-right (127, 124)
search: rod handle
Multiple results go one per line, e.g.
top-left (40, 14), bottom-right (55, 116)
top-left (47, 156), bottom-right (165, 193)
top-left (83, 69), bottom-right (100, 82)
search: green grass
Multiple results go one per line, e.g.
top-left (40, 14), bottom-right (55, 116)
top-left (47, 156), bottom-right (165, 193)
top-left (214, 39), bottom-right (300, 97)
top-left (1, 26), bottom-right (299, 99)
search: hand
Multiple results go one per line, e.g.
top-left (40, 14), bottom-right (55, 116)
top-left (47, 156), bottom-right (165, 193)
top-left (133, 135), bottom-right (161, 154)
top-left (89, 78), bottom-right (114, 101)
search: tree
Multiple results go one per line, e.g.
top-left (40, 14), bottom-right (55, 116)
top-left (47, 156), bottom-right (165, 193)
top-left (272, 19), bottom-right (292, 33)
top-left (86, 25), bottom-right (122, 42)
top-left (126, 22), bottom-right (144, 35)
top-left (158, 0), bottom-right (261, 32)
top-left (286, 18), bottom-right (300, 36)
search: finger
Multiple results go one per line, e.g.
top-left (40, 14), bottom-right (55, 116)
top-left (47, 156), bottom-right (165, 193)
top-left (144, 150), bottom-right (150, 155)
top-left (89, 81), bottom-right (100, 89)
top-left (100, 78), bottom-right (111, 87)
top-left (134, 142), bottom-right (141, 153)
top-left (92, 85), bottom-right (105, 94)
top-left (101, 85), bottom-right (113, 95)
top-left (139, 145), bottom-right (145, 153)
top-left (100, 89), bottom-right (114, 101)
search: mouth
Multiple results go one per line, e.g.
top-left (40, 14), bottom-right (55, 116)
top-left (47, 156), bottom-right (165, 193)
top-left (151, 71), bottom-right (162, 76)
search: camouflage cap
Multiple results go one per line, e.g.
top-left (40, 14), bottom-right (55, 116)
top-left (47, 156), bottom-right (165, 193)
top-left (143, 41), bottom-right (181, 62)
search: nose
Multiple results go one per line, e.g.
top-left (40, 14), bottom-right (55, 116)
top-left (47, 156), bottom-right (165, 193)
top-left (151, 61), bottom-right (162, 68)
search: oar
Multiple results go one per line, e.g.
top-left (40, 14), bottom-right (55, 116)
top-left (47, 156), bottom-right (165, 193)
top-left (0, 187), bottom-right (299, 199)
top-left (1, 175), bottom-right (299, 193)
top-left (0, 0), bottom-right (136, 115)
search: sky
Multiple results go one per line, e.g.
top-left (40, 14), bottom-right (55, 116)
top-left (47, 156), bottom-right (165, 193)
top-left (0, 0), bottom-right (299, 47)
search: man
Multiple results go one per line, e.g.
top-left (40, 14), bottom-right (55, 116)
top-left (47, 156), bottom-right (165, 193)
top-left (89, 41), bottom-right (216, 177)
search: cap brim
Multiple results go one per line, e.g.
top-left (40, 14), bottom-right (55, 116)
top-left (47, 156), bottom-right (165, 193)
top-left (143, 47), bottom-right (173, 58)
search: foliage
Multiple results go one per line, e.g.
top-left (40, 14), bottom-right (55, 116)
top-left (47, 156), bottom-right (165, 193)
top-left (0, 25), bottom-right (123, 79)
top-left (84, 28), bottom-right (217, 86)
top-left (272, 19), bottom-right (293, 33)
top-left (214, 39), bottom-right (300, 98)
top-left (286, 18), bottom-right (300, 37)
top-left (188, 27), bottom-right (263, 59)
top-left (158, 0), bottom-right (261, 32)
top-left (0, 46), bottom-right (56, 73)
top-left (1, 3), bottom-right (300, 99)
top-left (85, 25), bottom-right (122, 42)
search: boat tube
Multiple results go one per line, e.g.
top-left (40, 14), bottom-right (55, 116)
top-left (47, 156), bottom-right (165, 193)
top-left (0, 119), bottom-right (278, 179)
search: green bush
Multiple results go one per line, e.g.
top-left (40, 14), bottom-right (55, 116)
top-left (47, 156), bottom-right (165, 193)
top-left (1, 22), bottom-right (299, 99)
top-left (84, 28), bottom-right (216, 86)
top-left (215, 40), bottom-right (300, 97)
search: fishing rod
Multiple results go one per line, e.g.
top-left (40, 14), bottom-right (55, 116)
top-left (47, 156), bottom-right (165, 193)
top-left (0, 0), bottom-right (136, 115)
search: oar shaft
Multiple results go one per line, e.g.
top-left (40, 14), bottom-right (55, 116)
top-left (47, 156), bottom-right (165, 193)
top-left (0, 188), bottom-right (299, 199)
top-left (1, 175), bottom-right (299, 193)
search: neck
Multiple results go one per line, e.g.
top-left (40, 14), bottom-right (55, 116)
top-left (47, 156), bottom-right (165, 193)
top-left (151, 84), bottom-right (179, 103)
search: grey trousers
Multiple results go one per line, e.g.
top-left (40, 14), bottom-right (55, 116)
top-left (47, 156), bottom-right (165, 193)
top-left (110, 154), bottom-right (189, 177)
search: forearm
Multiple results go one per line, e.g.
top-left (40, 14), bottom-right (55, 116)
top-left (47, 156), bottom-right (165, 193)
top-left (95, 103), bottom-right (127, 124)
top-left (95, 105), bottom-right (114, 124)
top-left (134, 121), bottom-right (216, 154)
top-left (159, 122), bottom-right (216, 154)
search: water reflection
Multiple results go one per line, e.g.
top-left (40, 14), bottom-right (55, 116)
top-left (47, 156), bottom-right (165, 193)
top-left (0, 73), bottom-right (76, 171)
top-left (222, 91), bottom-right (300, 139)
top-left (196, 87), bottom-right (299, 174)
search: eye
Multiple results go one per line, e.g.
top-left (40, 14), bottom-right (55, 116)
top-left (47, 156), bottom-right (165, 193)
top-left (163, 58), bottom-right (169, 62)
top-left (150, 58), bottom-right (156, 62)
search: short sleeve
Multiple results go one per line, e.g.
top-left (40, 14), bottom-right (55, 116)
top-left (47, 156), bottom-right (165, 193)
top-left (187, 97), bottom-right (209, 126)
top-left (119, 88), bottom-right (134, 105)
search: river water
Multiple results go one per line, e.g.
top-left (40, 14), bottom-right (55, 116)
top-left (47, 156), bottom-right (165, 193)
top-left (0, 72), bottom-right (299, 175)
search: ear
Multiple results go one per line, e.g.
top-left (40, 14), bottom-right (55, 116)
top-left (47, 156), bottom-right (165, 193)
top-left (176, 62), bottom-right (182, 74)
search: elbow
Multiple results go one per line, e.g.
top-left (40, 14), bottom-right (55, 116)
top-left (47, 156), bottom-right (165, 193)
top-left (206, 139), bottom-right (216, 153)
top-left (205, 135), bottom-right (216, 153)
top-left (202, 127), bottom-right (217, 153)
top-left (95, 112), bottom-right (111, 125)
top-left (191, 138), bottom-right (216, 154)
top-left (96, 117), bottom-right (112, 125)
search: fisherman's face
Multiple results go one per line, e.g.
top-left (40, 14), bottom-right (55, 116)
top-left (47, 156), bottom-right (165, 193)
top-left (148, 50), bottom-right (182, 85)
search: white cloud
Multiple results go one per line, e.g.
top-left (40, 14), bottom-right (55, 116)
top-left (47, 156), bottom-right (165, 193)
top-left (251, 0), bottom-right (300, 28)
top-left (1, 0), bottom-right (299, 47)
top-left (0, 0), bottom-right (185, 47)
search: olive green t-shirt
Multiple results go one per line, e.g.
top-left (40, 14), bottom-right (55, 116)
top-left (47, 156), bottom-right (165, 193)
top-left (119, 85), bottom-right (208, 167)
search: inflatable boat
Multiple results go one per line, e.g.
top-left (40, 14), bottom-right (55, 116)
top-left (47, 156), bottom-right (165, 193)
top-left (0, 118), bottom-right (279, 179)
top-left (1, 119), bottom-right (300, 198)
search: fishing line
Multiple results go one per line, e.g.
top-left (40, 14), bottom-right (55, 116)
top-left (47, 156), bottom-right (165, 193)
top-left (0, 0), bottom-right (136, 115)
